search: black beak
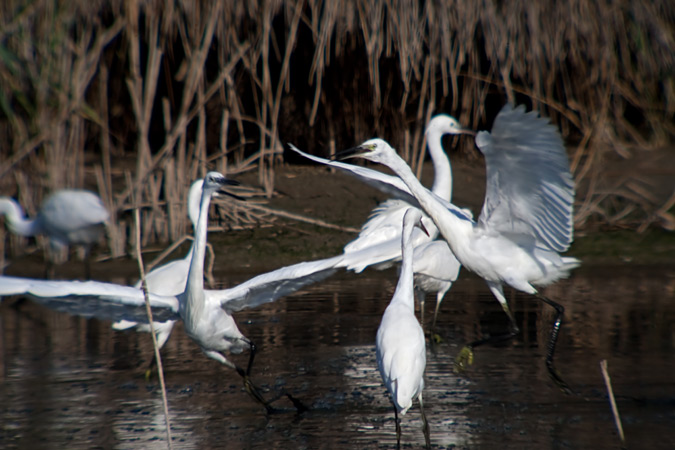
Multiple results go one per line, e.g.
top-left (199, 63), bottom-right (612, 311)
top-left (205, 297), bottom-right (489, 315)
top-left (460, 128), bottom-right (476, 137)
top-left (419, 219), bottom-right (430, 237)
top-left (212, 174), bottom-right (239, 187)
top-left (332, 145), bottom-right (366, 161)
top-left (218, 190), bottom-right (246, 201)
top-left (216, 178), bottom-right (246, 201)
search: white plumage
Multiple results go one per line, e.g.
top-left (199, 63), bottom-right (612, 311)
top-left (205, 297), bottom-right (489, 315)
top-left (290, 114), bottom-right (469, 326)
top-left (341, 104), bottom-right (580, 392)
top-left (0, 189), bottom-right (109, 274)
top-left (376, 208), bottom-right (430, 448)
top-left (0, 172), bottom-right (344, 411)
top-left (112, 178), bottom-right (205, 350)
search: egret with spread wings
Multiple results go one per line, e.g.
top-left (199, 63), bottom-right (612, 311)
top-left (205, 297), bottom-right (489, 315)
top-left (337, 104), bottom-right (580, 392)
top-left (112, 178), bottom-right (214, 377)
top-left (290, 115), bottom-right (470, 329)
top-left (0, 172), bottom-right (344, 411)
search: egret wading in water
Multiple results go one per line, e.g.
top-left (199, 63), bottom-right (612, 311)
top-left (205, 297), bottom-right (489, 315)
top-left (112, 178), bottom-right (210, 378)
top-left (0, 172), bottom-right (346, 412)
top-left (376, 208), bottom-right (431, 449)
top-left (0, 189), bottom-right (109, 278)
top-left (289, 114), bottom-right (471, 329)
top-left (339, 104), bottom-right (580, 393)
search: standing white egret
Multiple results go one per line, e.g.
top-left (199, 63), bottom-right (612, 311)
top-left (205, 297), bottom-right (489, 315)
top-left (339, 104), bottom-right (580, 392)
top-left (0, 172), bottom-right (345, 412)
top-left (0, 189), bottom-right (109, 277)
top-left (342, 115), bottom-right (471, 256)
top-left (289, 115), bottom-right (470, 326)
top-left (376, 208), bottom-right (430, 449)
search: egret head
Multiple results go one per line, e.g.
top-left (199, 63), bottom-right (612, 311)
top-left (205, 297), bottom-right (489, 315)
top-left (403, 208), bottom-right (430, 237)
top-left (335, 138), bottom-right (395, 164)
top-left (426, 114), bottom-right (475, 137)
top-left (201, 172), bottom-right (241, 200)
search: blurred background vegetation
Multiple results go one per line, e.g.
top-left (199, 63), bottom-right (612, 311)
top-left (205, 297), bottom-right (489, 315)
top-left (0, 0), bottom-right (673, 261)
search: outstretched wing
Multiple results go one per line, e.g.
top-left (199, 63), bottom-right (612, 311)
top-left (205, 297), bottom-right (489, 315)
top-left (215, 254), bottom-right (343, 313)
top-left (288, 143), bottom-right (418, 204)
top-left (289, 144), bottom-right (472, 222)
top-left (0, 276), bottom-right (180, 323)
top-left (476, 104), bottom-right (575, 252)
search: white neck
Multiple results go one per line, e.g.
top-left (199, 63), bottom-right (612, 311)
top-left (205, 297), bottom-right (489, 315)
top-left (425, 129), bottom-right (453, 201)
top-left (182, 189), bottom-right (212, 321)
top-left (0, 198), bottom-right (41, 237)
top-left (391, 218), bottom-right (416, 309)
top-left (384, 152), bottom-right (471, 255)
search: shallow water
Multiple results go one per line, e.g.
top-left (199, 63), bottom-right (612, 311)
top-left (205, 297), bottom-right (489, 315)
top-left (1, 263), bottom-right (674, 449)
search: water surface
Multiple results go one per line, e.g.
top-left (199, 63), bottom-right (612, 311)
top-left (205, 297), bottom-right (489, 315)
top-left (1, 263), bottom-right (673, 449)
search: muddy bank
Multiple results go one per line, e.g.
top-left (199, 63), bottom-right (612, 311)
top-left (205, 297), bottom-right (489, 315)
top-left (3, 159), bottom-right (675, 281)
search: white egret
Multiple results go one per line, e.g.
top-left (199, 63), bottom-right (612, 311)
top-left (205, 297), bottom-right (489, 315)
top-left (376, 208), bottom-right (430, 449)
top-left (339, 104), bottom-right (580, 392)
top-left (342, 115), bottom-right (471, 256)
top-left (289, 115), bottom-right (470, 327)
top-left (0, 189), bottom-right (109, 277)
top-left (112, 178), bottom-right (206, 373)
top-left (0, 172), bottom-right (345, 411)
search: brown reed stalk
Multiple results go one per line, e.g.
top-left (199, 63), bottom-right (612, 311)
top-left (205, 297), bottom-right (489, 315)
top-left (133, 207), bottom-right (173, 450)
top-left (1, 0), bottom-right (673, 259)
top-left (600, 360), bottom-right (625, 444)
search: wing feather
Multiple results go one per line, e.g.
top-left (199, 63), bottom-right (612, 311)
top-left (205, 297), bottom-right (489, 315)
top-left (0, 276), bottom-right (179, 323)
top-left (476, 104), bottom-right (574, 252)
top-left (216, 255), bottom-right (343, 313)
top-left (288, 144), bottom-right (417, 203)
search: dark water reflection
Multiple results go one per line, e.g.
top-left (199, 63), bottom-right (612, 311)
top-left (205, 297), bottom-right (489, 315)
top-left (1, 263), bottom-right (674, 449)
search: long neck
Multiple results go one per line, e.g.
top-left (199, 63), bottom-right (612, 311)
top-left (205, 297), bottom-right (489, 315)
top-left (426, 129), bottom-right (452, 201)
top-left (183, 203), bottom-right (199, 262)
top-left (184, 180), bottom-right (201, 262)
top-left (183, 191), bottom-right (211, 315)
top-left (0, 198), bottom-right (41, 236)
top-left (386, 153), bottom-right (470, 253)
top-left (392, 221), bottom-right (415, 309)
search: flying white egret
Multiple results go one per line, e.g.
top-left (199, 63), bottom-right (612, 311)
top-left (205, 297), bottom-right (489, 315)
top-left (0, 172), bottom-right (345, 411)
top-left (289, 115), bottom-right (470, 327)
top-left (376, 208), bottom-right (430, 449)
top-left (0, 189), bottom-right (109, 277)
top-left (338, 104), bottom-right (580, 392)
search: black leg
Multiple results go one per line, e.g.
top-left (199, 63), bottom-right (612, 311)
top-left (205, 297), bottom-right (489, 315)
top-left (234, 363), bottom-right (278, 414)
top-left (394, 406), bottom-right (401, 450)
top-left (245, 341), bottom-right (258, 376)
top-left (536, 294), bottom-right (573, 394)
top-left (241, 340), bottom-right (309, 414)
top-left (419, 393), bottom-right (431, 449)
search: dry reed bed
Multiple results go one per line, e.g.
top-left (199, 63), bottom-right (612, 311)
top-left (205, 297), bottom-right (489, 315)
top-left (0, 0), bottom-right (672, 261)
